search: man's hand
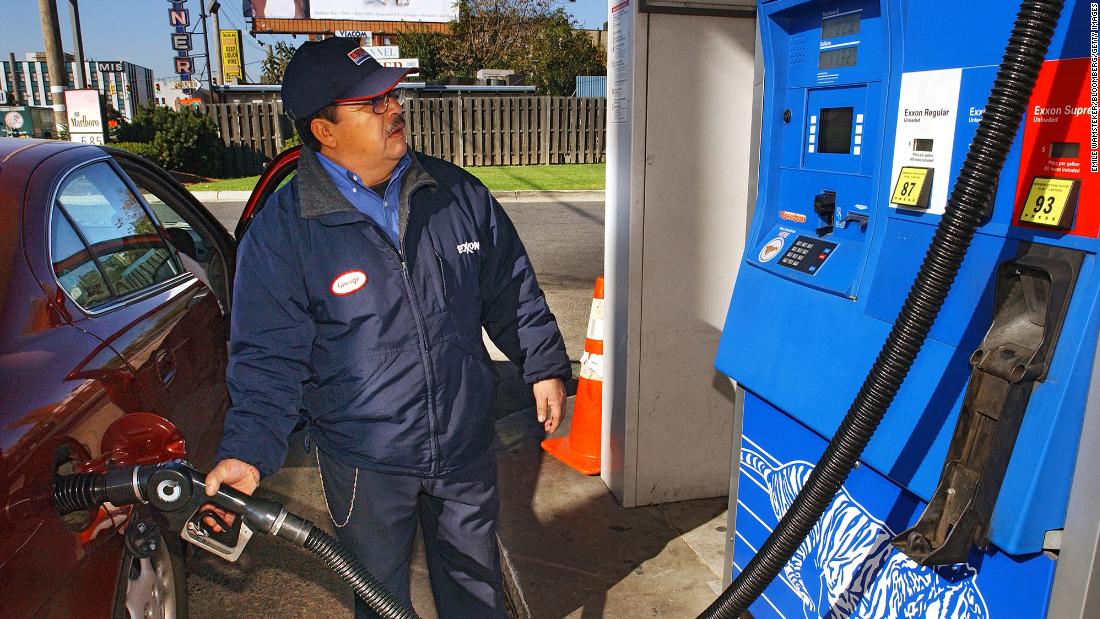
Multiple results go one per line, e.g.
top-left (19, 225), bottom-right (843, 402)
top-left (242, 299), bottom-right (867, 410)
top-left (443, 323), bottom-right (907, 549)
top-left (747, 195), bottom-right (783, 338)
top-left (532, 378), bottom-right (566, 434)
top-left (201, 458), bottom-right (261, 532)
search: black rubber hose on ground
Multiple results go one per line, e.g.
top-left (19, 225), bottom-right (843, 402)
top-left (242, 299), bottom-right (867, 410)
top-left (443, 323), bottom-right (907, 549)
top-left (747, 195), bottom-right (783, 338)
top-left (699, 1), bottom-right (1064, 617)
top-left (303, 527), bottom-right (419, 619)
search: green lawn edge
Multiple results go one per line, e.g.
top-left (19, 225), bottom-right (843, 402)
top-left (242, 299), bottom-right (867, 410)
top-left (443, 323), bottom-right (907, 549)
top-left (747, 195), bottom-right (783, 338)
top-left (186, 162), bottom-right (606, 193)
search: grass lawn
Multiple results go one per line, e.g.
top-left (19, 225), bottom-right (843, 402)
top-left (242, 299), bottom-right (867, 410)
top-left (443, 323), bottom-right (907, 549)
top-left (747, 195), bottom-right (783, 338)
top-left (186, 162), bottom-right (605, 193)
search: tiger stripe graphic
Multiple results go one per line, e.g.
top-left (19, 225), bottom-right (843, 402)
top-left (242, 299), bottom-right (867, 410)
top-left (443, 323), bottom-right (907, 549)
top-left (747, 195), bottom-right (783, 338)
top-left (738, 439), bottom-right (989, 619)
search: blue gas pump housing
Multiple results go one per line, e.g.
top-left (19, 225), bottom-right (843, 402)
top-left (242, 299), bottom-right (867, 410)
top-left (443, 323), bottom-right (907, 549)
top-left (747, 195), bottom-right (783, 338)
top-left (716, 0), bottom-right (1098, 616)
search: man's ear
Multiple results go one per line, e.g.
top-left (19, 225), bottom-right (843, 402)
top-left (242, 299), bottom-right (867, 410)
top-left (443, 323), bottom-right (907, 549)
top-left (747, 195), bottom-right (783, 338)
top-left (311, 117), bottom-right (338, 149)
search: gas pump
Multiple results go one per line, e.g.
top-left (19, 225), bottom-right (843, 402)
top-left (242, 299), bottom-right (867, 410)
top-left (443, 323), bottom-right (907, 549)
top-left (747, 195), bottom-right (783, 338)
top-left (713, 0), bottom-right (1098, 617)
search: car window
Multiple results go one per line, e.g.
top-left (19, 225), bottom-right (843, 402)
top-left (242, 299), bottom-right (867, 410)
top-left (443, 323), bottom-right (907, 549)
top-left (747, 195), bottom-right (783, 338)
top-left (123, 166), bottom-right (231, 313)
top-left (51, 211), bottom-right (112, 308)
top-left (53, 162), bottom-right (181, 308)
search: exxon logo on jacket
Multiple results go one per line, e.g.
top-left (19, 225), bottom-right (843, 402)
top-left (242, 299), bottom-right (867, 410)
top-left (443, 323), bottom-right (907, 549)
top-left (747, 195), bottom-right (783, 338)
top-left (457, 241), bottom-right (481, 255)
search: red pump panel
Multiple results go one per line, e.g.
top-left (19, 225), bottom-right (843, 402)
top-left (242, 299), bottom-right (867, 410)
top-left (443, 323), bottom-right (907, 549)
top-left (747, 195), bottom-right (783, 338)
top-left (1012, 58), bottom-right (1097, 237)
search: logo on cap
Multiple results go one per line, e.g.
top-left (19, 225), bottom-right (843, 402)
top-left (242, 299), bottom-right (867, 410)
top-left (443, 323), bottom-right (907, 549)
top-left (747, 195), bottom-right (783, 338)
top-left (347, 47), bottom-right (370, 65)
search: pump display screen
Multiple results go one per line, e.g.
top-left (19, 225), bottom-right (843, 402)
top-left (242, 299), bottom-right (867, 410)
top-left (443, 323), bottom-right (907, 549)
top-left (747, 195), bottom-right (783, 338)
top-left (821, 13), bottom-right (860, 38)
top-left (817, 107), bottom-right (854, 154)
top-left (913, 138), bottom-right (934, 152)
top-left (819, 47), bottom-right (858, 69)
top-left (1050, 142), bottom-right (1080, 158)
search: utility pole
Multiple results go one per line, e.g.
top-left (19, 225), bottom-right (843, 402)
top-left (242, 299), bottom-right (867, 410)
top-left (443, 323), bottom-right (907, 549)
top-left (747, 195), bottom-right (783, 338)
top-left (37, 0), bottom-right (68, 134)
top-left (7, 53), bottom-right (22, 105)
top-left (199, 1), bottom-right (214, 97)
top-left (69, 0), bottom-right (87, 89)
top-left (210, 1), bottom-right (223, 100)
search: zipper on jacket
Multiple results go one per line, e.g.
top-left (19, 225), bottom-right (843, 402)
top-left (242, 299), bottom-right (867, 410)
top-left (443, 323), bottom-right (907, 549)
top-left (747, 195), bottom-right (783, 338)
top-left (359, 189), bottom-right (443, 474)
top-left (400, 258), bottom-right (442, 474)
top-left (434, 252), bottom-right (449, 308)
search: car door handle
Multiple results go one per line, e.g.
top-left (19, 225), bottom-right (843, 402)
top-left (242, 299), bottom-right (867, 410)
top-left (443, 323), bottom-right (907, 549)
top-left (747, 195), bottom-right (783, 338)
top-left (155, 349), bottom-right (176, 385)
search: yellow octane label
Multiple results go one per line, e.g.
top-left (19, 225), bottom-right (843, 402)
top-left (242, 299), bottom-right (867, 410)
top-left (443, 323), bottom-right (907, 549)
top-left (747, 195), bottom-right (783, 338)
top-left (891, 166), bottom-right (933, 208)
top-left (1019, 177), bottom-right (1079, 229)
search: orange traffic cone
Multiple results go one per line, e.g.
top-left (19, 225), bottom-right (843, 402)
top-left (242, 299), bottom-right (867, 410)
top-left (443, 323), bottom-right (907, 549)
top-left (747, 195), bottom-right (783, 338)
top-left (541, 276), bottom-right (604, 475)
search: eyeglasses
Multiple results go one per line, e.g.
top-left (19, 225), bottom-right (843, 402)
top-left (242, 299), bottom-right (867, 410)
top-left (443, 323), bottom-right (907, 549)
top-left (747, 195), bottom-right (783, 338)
top-left (336, 89), bottom-right (407, 114)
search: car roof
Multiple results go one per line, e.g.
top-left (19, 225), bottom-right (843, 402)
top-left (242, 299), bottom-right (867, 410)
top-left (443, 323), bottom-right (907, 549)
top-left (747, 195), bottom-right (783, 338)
top-left (0, 137), bottom-right (85, 164)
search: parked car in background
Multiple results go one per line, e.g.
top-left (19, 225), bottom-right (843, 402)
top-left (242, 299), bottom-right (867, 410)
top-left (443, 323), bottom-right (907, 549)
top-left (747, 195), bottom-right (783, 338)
top-left (0, 137), bottom-right (239, 618)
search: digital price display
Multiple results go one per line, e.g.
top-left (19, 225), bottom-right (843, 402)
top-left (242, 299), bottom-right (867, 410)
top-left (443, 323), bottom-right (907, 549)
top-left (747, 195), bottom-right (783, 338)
top-left (822, 12), bottom-right (860, 38)
top-left (1050, 142), bottom-right (1080, 159)
top-left (819, 47), bottom-right (858, 69)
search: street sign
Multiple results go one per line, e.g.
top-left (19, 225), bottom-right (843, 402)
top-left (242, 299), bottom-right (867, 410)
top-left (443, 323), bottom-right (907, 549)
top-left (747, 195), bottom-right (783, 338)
top-left (96, 61), bottom-right (124, 73)
top-left (64, 89), bottom-right (106, 145)
top-left (220, 30), bottom-right (244, 83)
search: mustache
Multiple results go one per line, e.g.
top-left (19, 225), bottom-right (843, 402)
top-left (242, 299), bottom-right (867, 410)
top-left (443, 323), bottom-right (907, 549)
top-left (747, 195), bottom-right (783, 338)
top-left (387, 115), bottom-right (406, 136)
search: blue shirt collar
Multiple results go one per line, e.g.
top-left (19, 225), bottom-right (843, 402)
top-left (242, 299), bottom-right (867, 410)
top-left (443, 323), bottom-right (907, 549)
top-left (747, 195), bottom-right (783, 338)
top-left (314, 151), bottom-right (411, 196)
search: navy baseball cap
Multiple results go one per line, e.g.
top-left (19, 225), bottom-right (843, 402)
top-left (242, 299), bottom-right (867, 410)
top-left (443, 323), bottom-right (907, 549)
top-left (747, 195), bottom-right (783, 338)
top-left (281, 37), bottom-right (411, 120)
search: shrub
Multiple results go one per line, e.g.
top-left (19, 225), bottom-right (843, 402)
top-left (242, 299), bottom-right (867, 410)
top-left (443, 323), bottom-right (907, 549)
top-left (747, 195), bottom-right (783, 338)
top-left (153, 109), bottom-right (224, 177)
top-left (115, 106), bottom-right (175, 143)
top-left (110, 141), bottom-right (161, 163)
top-left (112, 106), bottom-right (225, 176)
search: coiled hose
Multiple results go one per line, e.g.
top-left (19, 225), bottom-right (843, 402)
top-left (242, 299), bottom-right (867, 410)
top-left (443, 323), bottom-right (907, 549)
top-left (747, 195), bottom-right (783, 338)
top-left (304, 527), bottom-right (418, 619)
top-left (699, 1), bottom-right (1064, 617)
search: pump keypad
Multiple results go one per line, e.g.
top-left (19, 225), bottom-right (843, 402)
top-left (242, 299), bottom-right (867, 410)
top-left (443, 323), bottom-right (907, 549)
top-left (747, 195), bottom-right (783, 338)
top-left (778, 236), bottom-right (838, 274)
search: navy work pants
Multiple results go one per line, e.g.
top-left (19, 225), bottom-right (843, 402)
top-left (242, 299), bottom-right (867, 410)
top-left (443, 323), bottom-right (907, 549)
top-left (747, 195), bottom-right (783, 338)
top-left (317, 447), bottom-right (506, 618)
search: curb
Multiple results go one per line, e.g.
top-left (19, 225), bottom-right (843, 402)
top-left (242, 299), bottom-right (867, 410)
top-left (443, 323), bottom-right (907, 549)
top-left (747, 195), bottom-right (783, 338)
top-left (190, 190), bottom-right (253, 202)
top-left (189, 189), bottom-right (605, 203)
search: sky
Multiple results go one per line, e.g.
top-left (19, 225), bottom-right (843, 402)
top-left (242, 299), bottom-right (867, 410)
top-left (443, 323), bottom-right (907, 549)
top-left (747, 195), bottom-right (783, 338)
top-left (1, 1), bottom-right (609, 82)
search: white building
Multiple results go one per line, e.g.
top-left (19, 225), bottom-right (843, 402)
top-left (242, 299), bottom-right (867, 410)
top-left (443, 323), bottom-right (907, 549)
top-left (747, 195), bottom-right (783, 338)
top-left (0, 52), bottom-right (155, 121)
top-left (153, 77), bottom-right (210, 109)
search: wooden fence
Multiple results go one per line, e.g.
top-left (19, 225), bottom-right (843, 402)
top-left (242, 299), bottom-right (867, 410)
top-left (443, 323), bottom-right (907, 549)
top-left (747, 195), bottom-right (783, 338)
top-left (202, 96), bottom-right (606, 177)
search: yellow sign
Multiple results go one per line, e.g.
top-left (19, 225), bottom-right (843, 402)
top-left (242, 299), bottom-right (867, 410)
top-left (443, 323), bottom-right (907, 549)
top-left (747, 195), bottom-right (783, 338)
top-left (1019, 177), bottom-right (1079, 229)
top-left (891, 166), bottom-right (934, 208)
top-left (220, 30), bottom-right (244, 83)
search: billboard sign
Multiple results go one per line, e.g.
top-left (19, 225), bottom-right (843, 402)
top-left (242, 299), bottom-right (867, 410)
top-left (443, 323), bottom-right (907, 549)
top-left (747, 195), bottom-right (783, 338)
top-left (64, 89), bottom-right (106, 145)
top-left (96, 61), bottom-right (124, 73)
top-left (309, 0), bottom-right (458, 22)
top-left (220, 29), bottom-right (244, 83)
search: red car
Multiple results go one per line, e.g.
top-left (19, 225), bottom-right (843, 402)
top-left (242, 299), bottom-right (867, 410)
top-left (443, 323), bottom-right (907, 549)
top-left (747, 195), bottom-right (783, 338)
top-left (0, 137), bottom-right (242, 618)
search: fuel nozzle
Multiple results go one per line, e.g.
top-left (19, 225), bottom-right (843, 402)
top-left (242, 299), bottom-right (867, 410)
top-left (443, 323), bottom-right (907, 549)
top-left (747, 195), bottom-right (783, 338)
top-left (53, 460), bottom-right (418, 619)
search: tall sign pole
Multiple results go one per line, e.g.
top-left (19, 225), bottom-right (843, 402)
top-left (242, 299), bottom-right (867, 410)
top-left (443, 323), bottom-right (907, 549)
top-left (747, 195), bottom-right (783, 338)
top-left (199, 1), bottom-right (214, 95)
top-left (37, 0), bottom-right (68, 134)
top-left (69, 0), bottom-right (87, 88)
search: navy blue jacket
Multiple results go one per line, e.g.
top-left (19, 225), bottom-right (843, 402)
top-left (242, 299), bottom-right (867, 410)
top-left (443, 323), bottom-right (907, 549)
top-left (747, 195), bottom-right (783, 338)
top-left (217, 147), bottom-right (571, 477)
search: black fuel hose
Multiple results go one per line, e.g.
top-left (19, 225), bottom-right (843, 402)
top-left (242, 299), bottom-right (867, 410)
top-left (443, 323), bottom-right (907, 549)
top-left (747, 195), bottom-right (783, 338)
top-left (699, 1), bottom-right (1064, 616)
top-left (54, 467), bottom-right (418, 619)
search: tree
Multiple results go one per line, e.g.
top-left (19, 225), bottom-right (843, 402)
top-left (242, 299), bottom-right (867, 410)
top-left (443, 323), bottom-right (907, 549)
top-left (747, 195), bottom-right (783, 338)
top-left (396, 0), bottom-right (606, 94)
top-left (518, 9), bottom-right (606, 95)
top-left (261, 42), bottom-right (297, 85)
top-left (394, 31), bottom-right (452, 82)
